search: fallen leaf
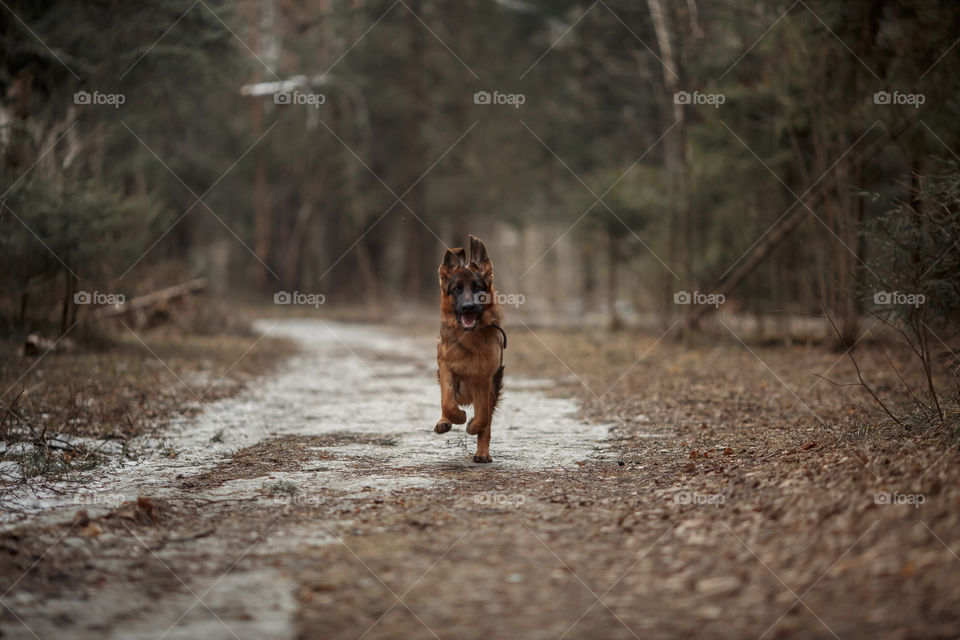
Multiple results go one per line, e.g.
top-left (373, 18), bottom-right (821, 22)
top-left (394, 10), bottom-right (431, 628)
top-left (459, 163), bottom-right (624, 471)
top-left (72, 509), bottom-right (90, 528)
top-left (900, 562), bottom-right (916, 578)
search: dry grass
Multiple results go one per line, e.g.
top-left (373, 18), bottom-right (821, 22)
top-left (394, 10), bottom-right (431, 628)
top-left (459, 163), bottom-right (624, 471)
top-left (0, 299), bottom-right (298, 491)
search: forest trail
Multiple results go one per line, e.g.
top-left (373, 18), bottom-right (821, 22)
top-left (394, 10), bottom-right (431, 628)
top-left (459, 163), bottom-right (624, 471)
top-left (0, 320), bottom-right (611, 639)
top-left (1, 321), bottom-right (956, 640)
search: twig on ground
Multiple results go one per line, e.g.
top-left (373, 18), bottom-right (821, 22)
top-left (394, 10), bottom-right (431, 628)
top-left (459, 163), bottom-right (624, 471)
top-left (823, 305), bottom-right (904, 429)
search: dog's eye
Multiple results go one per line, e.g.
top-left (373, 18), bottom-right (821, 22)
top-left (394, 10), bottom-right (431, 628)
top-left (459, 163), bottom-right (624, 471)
top-left (454, 284), bottom-right (463, 294)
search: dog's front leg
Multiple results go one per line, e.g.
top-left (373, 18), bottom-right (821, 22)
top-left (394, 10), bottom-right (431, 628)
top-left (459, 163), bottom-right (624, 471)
top-left (435, 365), bottom-right (466, 433)
top-left (467, 377), bottom-right (493, 463)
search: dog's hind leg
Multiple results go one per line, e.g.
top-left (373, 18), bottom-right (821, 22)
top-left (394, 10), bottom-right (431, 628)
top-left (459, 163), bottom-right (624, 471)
top-left (469, 366), bottom-right (503, 434)
top-left (474, 426), bottom-right (492, 464)
top-left (467, 377), bottom-right (494, 462)
top-left (469, 367), bottom-right (502, 462)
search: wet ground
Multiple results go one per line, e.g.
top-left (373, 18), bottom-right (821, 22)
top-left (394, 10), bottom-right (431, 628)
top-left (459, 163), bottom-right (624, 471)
top-left (0, 320), bottom-right (612, 639)
top-left (1, 320), bottom-right (609, 515)
top-left (1, 319), bottom-right (958, 639)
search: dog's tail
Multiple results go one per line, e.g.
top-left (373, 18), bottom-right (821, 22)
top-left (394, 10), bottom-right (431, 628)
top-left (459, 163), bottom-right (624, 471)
top-left (491, 365), bottom-right (504, 412)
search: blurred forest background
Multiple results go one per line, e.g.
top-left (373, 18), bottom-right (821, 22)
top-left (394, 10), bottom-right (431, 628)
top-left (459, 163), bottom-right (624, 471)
top-left (1, 0), bottom-right (959, 342)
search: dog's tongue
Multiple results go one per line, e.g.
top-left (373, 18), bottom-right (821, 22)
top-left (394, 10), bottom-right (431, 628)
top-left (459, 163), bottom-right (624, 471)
top-left (461, 313), bottom-right (477, 328)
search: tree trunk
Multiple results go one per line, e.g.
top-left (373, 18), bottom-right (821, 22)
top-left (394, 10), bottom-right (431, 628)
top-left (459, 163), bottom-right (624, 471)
top-left (607, 224), bottom-right (622, 331)
top-left (250, 0), bottom-right (277, 289)
top-left (61, 268), bottom-right (76, 335)
top-left (401, 0), bottom-right (429, 302)
top-left (838, 150), bottom-right (867, 346)
top-left (647, 0), bottom-right (690, 331)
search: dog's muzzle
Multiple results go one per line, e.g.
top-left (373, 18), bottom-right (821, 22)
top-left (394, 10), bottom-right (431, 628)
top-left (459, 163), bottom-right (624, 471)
top-left (457, 304), bottom-right (482, 330)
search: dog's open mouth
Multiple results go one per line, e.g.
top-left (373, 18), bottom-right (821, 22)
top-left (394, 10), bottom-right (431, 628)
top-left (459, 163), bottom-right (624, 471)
top-left (458, 311), bottom-right (479, 330)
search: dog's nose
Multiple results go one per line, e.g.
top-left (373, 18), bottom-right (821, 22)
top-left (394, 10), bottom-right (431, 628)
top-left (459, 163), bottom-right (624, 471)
top-left (460, 302), bottom-right (482, 315)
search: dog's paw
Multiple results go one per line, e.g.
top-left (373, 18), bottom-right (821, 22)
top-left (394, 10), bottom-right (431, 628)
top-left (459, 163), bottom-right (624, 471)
top-left (466, 417), bottom-right (484, 435)
top-left (434, 420), bottom-right (452, 434)
top-left (472, 454), bottom-right (493, 464)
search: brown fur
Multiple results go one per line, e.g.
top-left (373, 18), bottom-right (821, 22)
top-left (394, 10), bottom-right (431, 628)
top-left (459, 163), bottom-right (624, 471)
top-left (434, 235), bottom-right (505, 463)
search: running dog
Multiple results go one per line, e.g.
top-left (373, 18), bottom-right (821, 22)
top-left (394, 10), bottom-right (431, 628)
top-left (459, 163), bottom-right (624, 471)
top-left (434, 235), bottom-right (506, 463)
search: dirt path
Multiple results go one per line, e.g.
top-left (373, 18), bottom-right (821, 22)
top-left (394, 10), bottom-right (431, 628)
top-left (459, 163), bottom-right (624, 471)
top-left (0, 320), bottom-right (611, 639)
top-left (1, 320), bottom-right (958, 639)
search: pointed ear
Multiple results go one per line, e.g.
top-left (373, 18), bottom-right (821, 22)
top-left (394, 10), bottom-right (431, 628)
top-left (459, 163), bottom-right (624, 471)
top-left (468, 234), bottom-right (493, 280)
top-left (438, 246), bottom-right (466, 288)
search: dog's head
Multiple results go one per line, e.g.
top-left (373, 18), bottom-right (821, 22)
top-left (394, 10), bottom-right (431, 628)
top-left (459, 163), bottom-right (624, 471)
top-left (438, 234), bottom-right (495, 331)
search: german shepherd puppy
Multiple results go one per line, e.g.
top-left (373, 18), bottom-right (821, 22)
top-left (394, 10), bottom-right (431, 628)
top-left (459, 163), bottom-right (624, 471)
top-left (434, 235), bottom-right (505, 463)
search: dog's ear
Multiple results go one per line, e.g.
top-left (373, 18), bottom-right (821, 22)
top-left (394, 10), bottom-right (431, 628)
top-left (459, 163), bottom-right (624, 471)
top-left (468, 234), bottom-right (493, 280)
top-left (438, 246), bottom-right (466, 288)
